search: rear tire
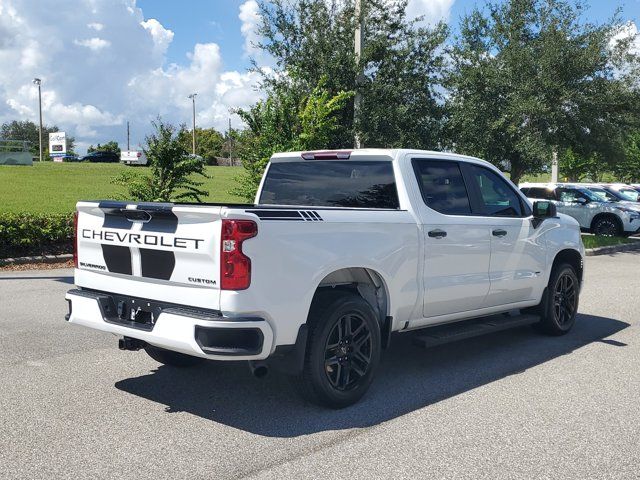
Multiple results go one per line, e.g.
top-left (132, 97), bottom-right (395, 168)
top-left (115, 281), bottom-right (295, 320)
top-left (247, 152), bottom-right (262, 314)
top-left (536, 263), bottom-right (580, 336)
top-left (144, 345), bottom-right (205, 368)
top-left (299, 292), bottom-right (381, 409)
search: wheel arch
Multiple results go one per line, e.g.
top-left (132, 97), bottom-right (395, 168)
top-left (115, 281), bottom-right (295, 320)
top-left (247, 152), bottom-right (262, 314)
top-left (552, 248), bottom-right (584, 286)
top-left (311, 267), bottom-right (391, 325)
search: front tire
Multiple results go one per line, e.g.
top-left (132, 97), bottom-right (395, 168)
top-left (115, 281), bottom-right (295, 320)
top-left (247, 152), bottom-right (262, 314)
top-left (592, 215), bottom-right (622, 237)
top-left (536, 263), bottom-right (580, 335)
top-left (300, 292), bottom-right (381, 408)
top-left (144, 345), bottom-right (205, 368)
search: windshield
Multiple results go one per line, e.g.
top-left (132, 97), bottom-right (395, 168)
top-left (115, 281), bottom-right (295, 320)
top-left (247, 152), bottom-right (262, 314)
top-left (618, 189), bottom-right (639, 201)
top-left (577, 187), bottom-right (604, 202)
top-left (586, 187), bottom-right (618, 202)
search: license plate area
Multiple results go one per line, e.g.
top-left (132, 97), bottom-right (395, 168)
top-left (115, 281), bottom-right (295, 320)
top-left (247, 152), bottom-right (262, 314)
top-left (96, 294), bottom-right (164, 331)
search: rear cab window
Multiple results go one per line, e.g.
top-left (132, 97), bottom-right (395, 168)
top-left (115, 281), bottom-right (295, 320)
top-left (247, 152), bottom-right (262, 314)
top-left (259, 160), bottom-right (399, 209)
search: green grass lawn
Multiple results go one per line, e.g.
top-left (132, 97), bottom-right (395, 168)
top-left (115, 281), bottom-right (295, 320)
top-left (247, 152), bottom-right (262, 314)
top-left (0, 162), bottom-right (245, 214)
top-left (581, 234), bottom-right (638, 249)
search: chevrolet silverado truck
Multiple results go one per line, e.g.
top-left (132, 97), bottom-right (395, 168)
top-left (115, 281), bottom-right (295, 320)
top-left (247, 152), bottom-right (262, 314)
top-left (66, 149), bottom-right (584, 408)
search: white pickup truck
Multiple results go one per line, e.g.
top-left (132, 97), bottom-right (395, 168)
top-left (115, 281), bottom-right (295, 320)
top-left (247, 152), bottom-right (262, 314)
top-left (66, 149), bottom-right (584, 408)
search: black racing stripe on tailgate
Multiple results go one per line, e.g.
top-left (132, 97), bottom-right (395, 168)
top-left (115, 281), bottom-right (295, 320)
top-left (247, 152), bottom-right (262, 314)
top-left (140, 248), bottom-right (176, 280)
top-left (98, 201), bottom-right (133, 230)
top-left (140, 208), bottom-right (179, 233)
top-left (101, 245), bottom-right (132, 275)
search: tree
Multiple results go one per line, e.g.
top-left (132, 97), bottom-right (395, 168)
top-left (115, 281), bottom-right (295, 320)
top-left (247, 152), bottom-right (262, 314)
top-left (446, 0), bottom-right (640, 184)
top-left (87, 141), bottom-right (120, 155)
top-left (177, 127), bottom-right (225, 165)
top-left (558, 147), bottom-right (606, 182)
top-left (613, 132), bottom-right (640, 183)
top-left (253, 0), bottom-right (448, 148)
top-left (112, 119), bottom-right (208, 202)
top-left (0, 120), bottom-right (75, 158)
top-left (233, 78), bottom-right (353, 200)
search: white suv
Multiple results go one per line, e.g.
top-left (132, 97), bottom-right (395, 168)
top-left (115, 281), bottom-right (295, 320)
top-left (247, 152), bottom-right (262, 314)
top-left (520, 183), bottom-right (640, 236)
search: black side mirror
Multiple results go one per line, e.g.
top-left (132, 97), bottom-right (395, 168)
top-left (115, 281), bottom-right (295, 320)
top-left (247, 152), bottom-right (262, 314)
top-left (532, 201), bottom-right (557, 228)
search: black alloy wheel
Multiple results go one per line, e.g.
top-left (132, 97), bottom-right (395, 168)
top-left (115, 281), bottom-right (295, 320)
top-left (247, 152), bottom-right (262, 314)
top-left (324, 312), bottom-right (373, 391)
top-left (553, 271), bottom-right (578, 327)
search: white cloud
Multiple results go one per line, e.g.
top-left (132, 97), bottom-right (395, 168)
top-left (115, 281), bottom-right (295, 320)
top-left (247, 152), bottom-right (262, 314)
top-left (610, 21), bottom-right (640, 56)
top-left (73, 37), bottom-right (111, 51)
top-left (239, 0), bottom-right (261, 56)
top-left (0, 0), bottom-right (263, 153)
top-left (406, 0), bottom-right (455, 25)
top-left (141, 18), bottom-right (174, 57)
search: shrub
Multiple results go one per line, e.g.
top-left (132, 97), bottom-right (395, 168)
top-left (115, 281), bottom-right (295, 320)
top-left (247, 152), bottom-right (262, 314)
top-left (0, 212), bottom-right (73, 258)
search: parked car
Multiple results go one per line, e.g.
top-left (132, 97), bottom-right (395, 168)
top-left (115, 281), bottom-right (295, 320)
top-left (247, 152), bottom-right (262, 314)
top-left (66, 149), bottom-right (585, 408)
top-left (81, 151), bottom-right (120, 163)
top-left (520, 182), bottom-right (640, 236)
top-left (59, 154), bottom-right (80, 162)
top-left (604, 183), bottom-right (640, 202)
top-left (120, 150), bottom-right (148, 166)
top-left (578, 184), bottom-right (640, 208)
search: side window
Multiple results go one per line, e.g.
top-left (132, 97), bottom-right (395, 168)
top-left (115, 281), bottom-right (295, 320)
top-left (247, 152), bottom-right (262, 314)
top-left (466, 165), bottom-right (524, 217)
top-left (412, 160), bottom-right (471, 215)
top-left (558, 188), bottom-right (586, 203)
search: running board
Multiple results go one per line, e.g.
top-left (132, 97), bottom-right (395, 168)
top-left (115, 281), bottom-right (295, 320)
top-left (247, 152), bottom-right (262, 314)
top-left (412, 313), bottom-right (540, 349)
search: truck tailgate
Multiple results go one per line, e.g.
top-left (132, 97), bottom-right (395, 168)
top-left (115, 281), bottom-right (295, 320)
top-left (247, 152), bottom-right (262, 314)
top-left (75, 201), bottom-right (222, 310)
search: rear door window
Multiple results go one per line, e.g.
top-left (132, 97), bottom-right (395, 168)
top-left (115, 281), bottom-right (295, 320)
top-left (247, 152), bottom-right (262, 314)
top-left (412, 160), bottom-right (472, 215)
top-left (259, 161), bottom-right (399, 208)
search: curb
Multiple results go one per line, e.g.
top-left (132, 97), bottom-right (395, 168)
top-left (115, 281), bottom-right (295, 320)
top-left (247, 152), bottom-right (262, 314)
top-left (0, 253), bottom-right (73, 267)
top-left (585, 241), bottom-right (640, 257)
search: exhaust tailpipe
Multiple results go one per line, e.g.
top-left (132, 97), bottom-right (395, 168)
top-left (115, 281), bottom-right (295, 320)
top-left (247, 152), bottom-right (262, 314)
top-left (248, 360), bottom-right (269, 378)
top-left (119, 337), bottom-right (147, 351)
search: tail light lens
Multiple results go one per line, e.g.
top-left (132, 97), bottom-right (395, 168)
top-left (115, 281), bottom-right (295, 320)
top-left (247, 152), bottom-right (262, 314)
top-left (220, 219), bottom-right (257, 290)
top-left (73, 211), bottom-right (79, 268)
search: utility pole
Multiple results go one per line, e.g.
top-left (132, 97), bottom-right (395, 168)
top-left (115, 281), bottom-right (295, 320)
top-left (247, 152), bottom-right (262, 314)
top-left (551, 148), bottom-right (559, 183)
top-left (188, 93), bottom-right (197, 155)
top-left (353, 0), bottom-right (364, 149)
top-left (126, 121), bottom-right (130, 151)
top-left (33, 78), bottom-right (43, 162)
top-left (228, 118), bottom-right (232, 165)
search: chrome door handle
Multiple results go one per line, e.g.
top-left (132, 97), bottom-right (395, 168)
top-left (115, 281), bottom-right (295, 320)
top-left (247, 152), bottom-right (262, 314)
top-left (492, 229), bottom-right (508, 237)
top-left (428, 229), bottom-right (447, 239)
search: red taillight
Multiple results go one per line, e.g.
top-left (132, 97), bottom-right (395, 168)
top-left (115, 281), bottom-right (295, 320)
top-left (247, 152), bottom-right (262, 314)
top-left (73, 211), bottom-right (79, 268)
top-left (301, 150), bottom-right (351, 160)
top-left (220, 219), bottom-right (258, 290)
top-left (136, 152), bottom-right (141, 157)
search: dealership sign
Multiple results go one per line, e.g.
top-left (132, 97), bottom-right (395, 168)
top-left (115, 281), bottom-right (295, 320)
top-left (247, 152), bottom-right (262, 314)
top-left (49, 132), bottom-right (66, 160)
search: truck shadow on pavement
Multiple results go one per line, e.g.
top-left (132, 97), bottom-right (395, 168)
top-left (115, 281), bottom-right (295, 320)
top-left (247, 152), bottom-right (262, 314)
top-left (115, 313), bottom-right (628, 437)
top-left (0, 275), bottom-right (73, 284)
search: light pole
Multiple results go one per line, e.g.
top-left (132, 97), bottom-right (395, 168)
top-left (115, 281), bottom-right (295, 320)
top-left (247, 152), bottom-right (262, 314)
top-left (353, 0), bottom-right (364, 148)
top-left (33, 78), bottom-right (43, 162)
top-left (188, 93), bottom-right (197, 155)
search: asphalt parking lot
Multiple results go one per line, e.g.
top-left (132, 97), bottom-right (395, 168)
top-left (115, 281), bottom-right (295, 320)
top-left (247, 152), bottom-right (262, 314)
top-left (1, 252), bottom-right (639, 479)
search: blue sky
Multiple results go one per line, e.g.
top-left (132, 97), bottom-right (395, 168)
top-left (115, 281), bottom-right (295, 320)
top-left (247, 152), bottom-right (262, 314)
top-left (0, 0), bottom-right (638, 153)
top-left (140, 0), bottom-right (639, 74)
